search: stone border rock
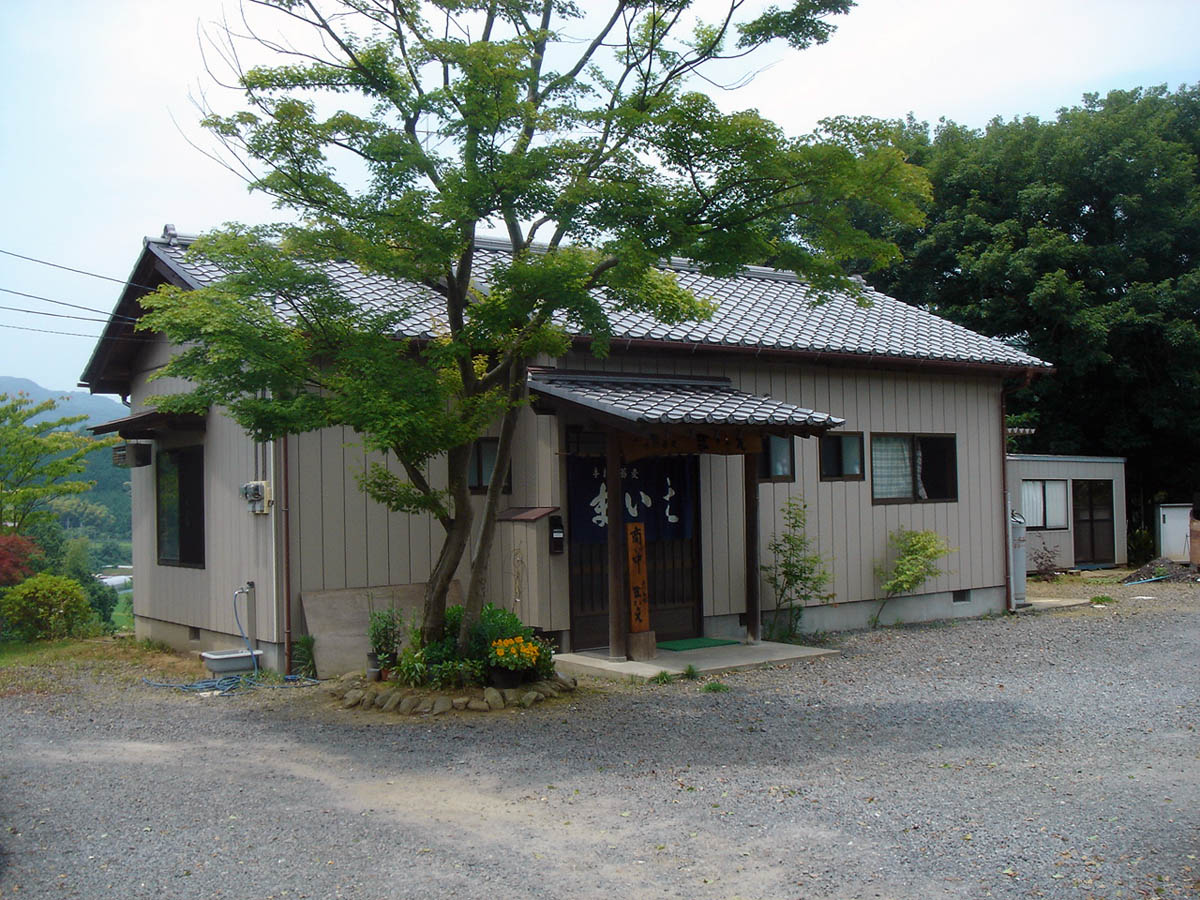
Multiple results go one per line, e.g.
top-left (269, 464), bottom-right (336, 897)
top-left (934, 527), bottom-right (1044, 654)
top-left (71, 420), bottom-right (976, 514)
top-left (327, 669), bottom-right (578, 715)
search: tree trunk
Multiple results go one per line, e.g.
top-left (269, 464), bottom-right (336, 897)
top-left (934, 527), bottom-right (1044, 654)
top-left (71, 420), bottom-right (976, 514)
top-left (458, 361), bottom-right (526, 651)
top-left (420, 444), bottom-right (473, 645)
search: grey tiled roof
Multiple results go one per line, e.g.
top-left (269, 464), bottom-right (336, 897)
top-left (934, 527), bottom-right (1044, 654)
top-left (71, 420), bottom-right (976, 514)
top-left (147, 236), bottom-right (1050, 370)
top-left (528, 372), bottom-right (843, 431)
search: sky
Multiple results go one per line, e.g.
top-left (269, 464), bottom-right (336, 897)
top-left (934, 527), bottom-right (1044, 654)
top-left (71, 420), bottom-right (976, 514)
top-left (1, 0), bottom-right (1198, 394)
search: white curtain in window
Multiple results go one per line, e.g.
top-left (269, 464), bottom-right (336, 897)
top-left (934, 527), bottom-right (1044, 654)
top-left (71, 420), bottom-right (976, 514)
top-left (1022, 480), bottom-right (1046, 528)
top-left (1045, 480), bottom-right (1068, 529)
top-left (872, 436), bottom-right (912, 499)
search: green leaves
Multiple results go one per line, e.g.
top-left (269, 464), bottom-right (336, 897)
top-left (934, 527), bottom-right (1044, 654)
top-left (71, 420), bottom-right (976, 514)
top-left (867, 84), bottom-right (1200, 508)
top-left (0, 395), bottom-right (115, 535)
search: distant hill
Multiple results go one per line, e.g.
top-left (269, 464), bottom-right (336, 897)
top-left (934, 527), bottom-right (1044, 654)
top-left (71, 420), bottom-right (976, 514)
top-left (0, 376), bottom-right (126, 428)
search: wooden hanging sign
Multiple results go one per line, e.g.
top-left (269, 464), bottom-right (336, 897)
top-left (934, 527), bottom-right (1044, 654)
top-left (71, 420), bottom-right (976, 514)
top-left (626, 522), bottom-right (650, 633)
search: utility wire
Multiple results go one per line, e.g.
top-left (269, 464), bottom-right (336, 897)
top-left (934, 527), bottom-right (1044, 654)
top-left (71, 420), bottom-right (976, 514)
top-left (0, 286), bottom-right (139, 322)
top-left (0, 322), bottom-right (154, 342)
top-left (0, 247), bottom-right (160, 293)
top-left (0, 304), bottom-right (111, 323)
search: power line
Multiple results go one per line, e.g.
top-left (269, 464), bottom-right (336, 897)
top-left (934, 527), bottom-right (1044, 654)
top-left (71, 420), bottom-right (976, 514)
top-left (0, 286), bottom-right (139, 322)
top-left (0, 321), bottom-right (154, 342)
top-left (0, 304), bottom-right (111, 323)
top-left (0, 247), bottom-right (159, 293)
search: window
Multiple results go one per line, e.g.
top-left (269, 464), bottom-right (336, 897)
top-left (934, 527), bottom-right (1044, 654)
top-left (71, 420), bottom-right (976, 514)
top-left (871, 434), bottom-right (957, 503)
top-left (1021, 479), bottom-right (1068, 530)
top-left (757, 434), bottom-right (795, 482)
top-left (819, 433), bottom-right (864, 481)
top-left (468, 438), bottom-right (511, 493)
top-left (156, 445), bottom-right (204, 567)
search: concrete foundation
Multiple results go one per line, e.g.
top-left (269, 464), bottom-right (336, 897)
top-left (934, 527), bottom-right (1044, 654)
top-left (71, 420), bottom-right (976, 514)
top-left (134, 615), bottom-right (286, 672)
top-left (795, 585), bottom-right (1007, 633)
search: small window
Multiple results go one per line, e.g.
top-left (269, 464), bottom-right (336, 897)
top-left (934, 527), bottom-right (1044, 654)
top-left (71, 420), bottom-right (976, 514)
top-left (468, 438), bottom-right (511, 493)
top-left (157, 445), bottom-right (204, 567)
top-left (871, 434), bottom-right (957, 503)
top-left (1021, 479), bottom-right (1068, 530)
top-left (757, 434), bottom-right (795, 482)
top-left (819, 433), bottom-right (864, 481)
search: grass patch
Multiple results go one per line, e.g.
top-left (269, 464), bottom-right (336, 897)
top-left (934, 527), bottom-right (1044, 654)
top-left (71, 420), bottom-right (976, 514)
top-left (649, 670), bottom-right (675, 685)
top-left (681, 664), bottom-right (700, 681)
top-left (701, 681), bottom-right (731, 693)
top-left (0, 635), bottom-right (204, 697)
top-left (1090, 594), bottom-right (1118, 606)
top-left (111, 593), bottom-right (134, 631)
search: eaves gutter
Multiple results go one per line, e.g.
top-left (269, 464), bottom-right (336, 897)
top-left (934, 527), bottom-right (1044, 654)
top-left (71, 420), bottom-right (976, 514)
top-left (568, 335), bottom-right (1055, 380)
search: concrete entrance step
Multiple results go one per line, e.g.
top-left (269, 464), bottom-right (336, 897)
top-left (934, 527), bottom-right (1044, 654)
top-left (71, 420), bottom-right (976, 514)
top-left (555, 640), bottom-right (838, 681)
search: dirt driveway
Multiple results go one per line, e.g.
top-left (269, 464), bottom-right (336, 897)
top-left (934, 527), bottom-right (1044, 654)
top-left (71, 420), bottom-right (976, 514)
top-left (2, 582), bottom-right (1198, 899)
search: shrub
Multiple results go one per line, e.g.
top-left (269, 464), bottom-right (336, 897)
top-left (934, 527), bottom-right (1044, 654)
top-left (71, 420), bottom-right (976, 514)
top-left (1127, 528), bottom-right (1155, 568)
top-left (367, 606), bottom-right (404, 669)
top-left (421, 604), bottom-right (464, 667)
top-left (0, 534), bottom-right (41, 587)
top-left (293, 633), bottom-right (317, 678)
top-left (468, 603), bottom-right (531, 659)
top-left (1, 573), bottom-right (93, 641)
top-left (762, 498), bottom-right (833, 641)
top-left (1029, 543), bottom-right (1059, 581)
top-left (872, 529), bottom-right (954, 628)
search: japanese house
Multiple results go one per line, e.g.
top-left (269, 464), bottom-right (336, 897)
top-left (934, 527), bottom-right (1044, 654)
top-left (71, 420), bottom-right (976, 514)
top-left (81, 229), bottom-right (1051, 673)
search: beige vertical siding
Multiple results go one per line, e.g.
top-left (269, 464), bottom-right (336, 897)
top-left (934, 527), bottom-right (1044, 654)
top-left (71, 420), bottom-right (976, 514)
top-left (127, 337), bottom-right (277, 642)
top-left (543, 351), bottom-right (1008, 626)
top-left (1006, 454), bottom-right (1128, 569)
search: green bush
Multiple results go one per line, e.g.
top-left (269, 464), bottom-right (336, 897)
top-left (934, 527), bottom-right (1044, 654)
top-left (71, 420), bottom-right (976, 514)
top-left (1, 573), bottom-right (93, 641)
top-left (393, 603), bottom-right (554, 688)
top-left (422, 604), bottom-right (464, 667)
top-left (367, 606), bottom-right (404, 669)
top-left (872, 529), bottom-right (954, 628)
top-left (293, 633), bottom-right (317, 678)
top-left (763, 498), bottom-right (833, 641)
top-left (1127, 528), bottom-right (1155, 568)
top-left (468, 603), bottom-right (532, 659)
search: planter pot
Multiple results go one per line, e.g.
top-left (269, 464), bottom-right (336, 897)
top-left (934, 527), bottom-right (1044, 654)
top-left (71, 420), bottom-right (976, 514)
top-left (488, 666), bottom-right (530, 690)
top-left (379, 668), bottom-right (392, 682)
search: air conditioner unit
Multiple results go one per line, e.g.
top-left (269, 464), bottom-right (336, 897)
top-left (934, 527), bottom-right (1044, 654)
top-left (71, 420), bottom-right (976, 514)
top-left (112, 443), bottom-right (151, 468)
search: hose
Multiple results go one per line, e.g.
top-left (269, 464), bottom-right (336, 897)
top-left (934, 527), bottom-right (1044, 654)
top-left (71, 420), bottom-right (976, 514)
top-left (142, 584), bottom-right (320, 695)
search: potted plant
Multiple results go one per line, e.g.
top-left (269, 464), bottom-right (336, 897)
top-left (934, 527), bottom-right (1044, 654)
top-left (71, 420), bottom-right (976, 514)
top-left (486, 634), bottom-right (550, 689)
top-left (367, 608), bottom-right (402, 681)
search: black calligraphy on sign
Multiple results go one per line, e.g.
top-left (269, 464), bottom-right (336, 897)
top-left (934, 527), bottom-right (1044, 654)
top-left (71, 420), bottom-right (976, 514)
top-left (567, 455), bottom-right (696, 545)
top-left (626, 522), bottom-right (650, 632)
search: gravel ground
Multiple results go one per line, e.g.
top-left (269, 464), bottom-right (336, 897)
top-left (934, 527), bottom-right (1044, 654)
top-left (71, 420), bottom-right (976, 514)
top-left (2, 582), bottom-right (1198, 900)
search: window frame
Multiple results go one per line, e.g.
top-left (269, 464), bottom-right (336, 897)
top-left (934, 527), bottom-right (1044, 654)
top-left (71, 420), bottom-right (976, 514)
top-left (818, 432), bottom-right (865, 482)
top-left (757, 433), bottom-right (796, 483)
top-left (870, 432), bottom-right (958, 505)
top-left (468, 437), bottom-right (512, 495)
top-left (156, 444), bottom-right (205, 568)
top-left (1021, 478), bottom-right (1070, 531)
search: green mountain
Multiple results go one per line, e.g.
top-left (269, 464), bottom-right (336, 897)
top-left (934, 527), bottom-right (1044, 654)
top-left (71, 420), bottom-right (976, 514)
top-left (0, 375), bottom-right (126, 427)
top-left (2, 376), bottom-right (132, 565)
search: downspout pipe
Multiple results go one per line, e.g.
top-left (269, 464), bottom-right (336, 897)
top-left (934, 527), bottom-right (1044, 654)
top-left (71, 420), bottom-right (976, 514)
top-left (1001, 389), bottom-right (1014, 613)
top-left (282, 436), bottom-right (294, 675)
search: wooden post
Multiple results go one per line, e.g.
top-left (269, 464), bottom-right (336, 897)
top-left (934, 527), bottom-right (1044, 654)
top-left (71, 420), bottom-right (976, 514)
top-left (606, 432), bottom-right (628, 661)
top-left (626, 522), bottom-right (657, 660)
top-left (743, 451), bottom-right (760, 643)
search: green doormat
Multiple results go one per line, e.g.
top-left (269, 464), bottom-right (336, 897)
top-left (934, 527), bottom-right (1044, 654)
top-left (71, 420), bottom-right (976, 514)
top-left (657, 637), bottom-right (740, 652)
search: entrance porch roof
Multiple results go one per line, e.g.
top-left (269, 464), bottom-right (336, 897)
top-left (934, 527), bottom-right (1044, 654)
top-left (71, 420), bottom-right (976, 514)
top-left (527, 371), bottom-right (843, 437)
